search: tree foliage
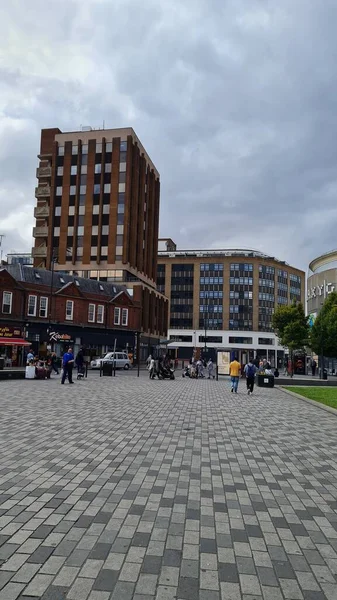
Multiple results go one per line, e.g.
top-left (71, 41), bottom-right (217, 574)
top-left (310, 292), bottom-right (337, 357)
top-left (272, 302), bottom-right (310, 352)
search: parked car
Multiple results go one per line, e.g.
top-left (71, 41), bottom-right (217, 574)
top-left (90, 352), bottom-right (132, 370)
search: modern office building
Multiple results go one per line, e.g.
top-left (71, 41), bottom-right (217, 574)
top-left (32, 126), bottom-right (167, 353)
top-left (307, 249), bottom-right (337, 320)
top-left (157, 245), bottom-right (305, 365)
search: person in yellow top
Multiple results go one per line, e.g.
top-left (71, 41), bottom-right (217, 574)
top-left (229, 357), bottom-right (241, 393)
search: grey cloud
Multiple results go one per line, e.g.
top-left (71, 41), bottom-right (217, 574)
top-left (1, 0), bottom-right (337, 269)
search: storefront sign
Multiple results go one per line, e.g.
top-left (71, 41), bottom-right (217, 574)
top-left (0, 326), bottom-right (22, 338)
top-left (217, 351), bottom-right (231, 375)
top-left (49, 331), bottom-right (74, 343)
top-left (307, 280), bottom-right (335, 300)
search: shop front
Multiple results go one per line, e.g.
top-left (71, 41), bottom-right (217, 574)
top-left (0, 325), bottom-right (31, 366)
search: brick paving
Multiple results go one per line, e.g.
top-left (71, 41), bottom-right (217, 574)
top-left (0, 374), bottom-right (337, 599)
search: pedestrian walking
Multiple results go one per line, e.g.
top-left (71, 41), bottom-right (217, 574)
top-left (61, 347), bottom-right (75, 384)
top-left (311, 358), bottom-right (317, 377)
top-left (229, 357), bottom-right (241, 393)
top-left (244, 360), bottom-right (257, 395)
top-left (146, 354), bottom-right (152, 367)
top-left (50, 352), bottom-right (59, 374)
top-left (196, 359), bottom-right (204, 378)
top-left (207, 359), bottom-right (214, 379)
top-left (75, 348), bottom-right (84, 376)
top-left (148, 357), bottom-right (155, 379)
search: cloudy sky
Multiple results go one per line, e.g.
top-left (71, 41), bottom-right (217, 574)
top-left (1, 0), bottom-right (337, 271)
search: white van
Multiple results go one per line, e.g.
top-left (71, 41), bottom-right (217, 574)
top-left (90, 352), bottom-right (131, 370)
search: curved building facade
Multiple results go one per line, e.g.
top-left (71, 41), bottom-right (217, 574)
top-left (157, 247), bottom-right (305, 367)
top-left (307, 249), bottom-right (337, 319)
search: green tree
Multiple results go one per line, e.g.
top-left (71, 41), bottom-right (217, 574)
top-left (272, 302), bottom-right (310, 376)
top-left (311, 291), bottom-right (337, 358)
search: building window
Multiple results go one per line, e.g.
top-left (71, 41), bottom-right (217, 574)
top-left (66, 300), bottom-right (74, 321)
top-left (56, 186), bottom-right (62, 196)
top-left (114, 307), bottom-right (120, 325)
top-left (105, 163), bottom-right (112, 173)
top-left (228, 336), bottom-right (253, 344)
top-left (82, 144), bottom-right (88, 155)
top-left (88, 304), bottom-right (95, 322)
top-left (97, 305), bottom-right (104, 323)
top-left (120, 141), bottom-right (127, 152)
top-left (71, 165), bottom-right (77, 175)
top-left (2, 291), bottom-right (12, 314)
top-left (80, 185), bottom-right (86, 194)
top-left (55, 206), bottom-right (61, 217)
top-left (39, 297), bottom-right (48, 318)
top-left (258, 338), bottom-right (275, 345)
top-left (70, 185), bottom-right (76, 195)
top-left (122, 308), bottom-right (128, 326)
top-left (198, 335), bottom-right (222, 343)
top-left (104, 183), bottom-right (111, 193)
top-left (58, 146), bottom-right (64, 156)
top-left (57, 166), bottom-right (63, 176)
top-left (106, 142), bottom-right (112, 152)
top-left (95, 164), bottom-right (101, 174)
top-left (28, 295), bottom-right (37, 317)
top-left (94, 184), bottom-right (100, 194)
top-left (118, 183), bottom-right (126, 193)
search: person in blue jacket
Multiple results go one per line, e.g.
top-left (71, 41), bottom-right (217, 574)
top-left (61, 347), bottom-right (75, 384)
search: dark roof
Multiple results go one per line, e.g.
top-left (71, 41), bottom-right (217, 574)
top-left (2, 266), bottom-right (127, 299)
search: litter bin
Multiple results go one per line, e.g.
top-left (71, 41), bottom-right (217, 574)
top-left (0, 358), bottom-right (4, 370)
top-left (102, 361), bottom-right (113, 377)
top-left (257, 374), bottom-right (275, 388)
top-left (323, 368), bottom-right (328, 380)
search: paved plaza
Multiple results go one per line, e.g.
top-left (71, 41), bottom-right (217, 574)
top-left (1, 374), bottom-right (337, 599)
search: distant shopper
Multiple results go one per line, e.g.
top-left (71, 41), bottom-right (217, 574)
top-left (61, 348), bottom-right (75, 384)
top-left (244, 361), bottom-right (257, 395)
top-left (75, 348), bottom-right (84, 375)
top-left (146, 354), bottom-right (152, 367)
top-left (229, 357), bottom-right (241, 393)
top-left (196, 359), bottom-right (204, 378)
top-left (311, 359), bottom-right (317, 377)
top-left (51, 352), bottom-right (59, 375)
top-left (207, 359), bottom-right (214, 379)
top-left (27, 348), bottom-right (34, 363)
top-left (149, 357), bottom-right (155, 379)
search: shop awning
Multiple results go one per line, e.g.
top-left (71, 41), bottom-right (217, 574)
top-left (0, 337), bottom-right (31, 346)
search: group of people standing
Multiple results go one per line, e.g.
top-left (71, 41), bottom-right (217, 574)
top-left (26, 347), bottom-right (85, 383)
top-left (183, 358), bottom-right (215, 379)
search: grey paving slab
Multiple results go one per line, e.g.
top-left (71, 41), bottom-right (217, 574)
top-left (1, 374), bottom-right (337, 598)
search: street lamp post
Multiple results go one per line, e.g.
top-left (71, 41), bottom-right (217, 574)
top-left (204, 293), bottom-right (208, 355)
top-left (48, 249), bottom-right (58, 346)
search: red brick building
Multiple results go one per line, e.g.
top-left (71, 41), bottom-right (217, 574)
top-left (0, 266), bottom-right (168, 366)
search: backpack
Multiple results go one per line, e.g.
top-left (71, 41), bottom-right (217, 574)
top-left (247, 364), bottom-right (255, 378)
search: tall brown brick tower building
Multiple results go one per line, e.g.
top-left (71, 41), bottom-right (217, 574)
top-left (33, 127), bottom-right (160, 289)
